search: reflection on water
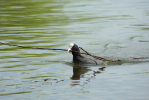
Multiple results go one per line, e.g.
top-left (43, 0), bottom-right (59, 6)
top-left (0, 0), bottom-right (149, 99)
top-left (70, 65), bottom-right (106, 86)
top-left (0, 0), bottom-right (69, 48)
top-left (71, 66), bottom-right (91, 80)
top-left (0, 0), bottom-right (68, 27)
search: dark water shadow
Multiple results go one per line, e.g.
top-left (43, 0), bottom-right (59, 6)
top-left (69, 63), bottom-right (106, 86)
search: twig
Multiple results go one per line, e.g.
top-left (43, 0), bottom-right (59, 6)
top-left (1, 42), bottom-right (147, 62)
top-left (0, 42), bottom-right (67, 51)
top-left (79, 47), bottom-right (121, 62)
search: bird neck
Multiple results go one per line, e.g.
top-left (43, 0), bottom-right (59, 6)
top-left (72, 52), bottom-right (80, 55)
top-left (72, 52), bottom-right (84, 61)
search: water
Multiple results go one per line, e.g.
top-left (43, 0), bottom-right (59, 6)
top-left (0, 0), bottom-right (149, 100)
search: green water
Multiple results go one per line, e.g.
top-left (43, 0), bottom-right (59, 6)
top-left (0, 0), bottom-right (149, 100)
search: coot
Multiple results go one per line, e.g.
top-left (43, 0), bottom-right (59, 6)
top-left (68, 43), bottom-right (103, 65)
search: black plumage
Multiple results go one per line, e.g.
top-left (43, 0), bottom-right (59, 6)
top-left (68, 43), bottom-right (103, 65)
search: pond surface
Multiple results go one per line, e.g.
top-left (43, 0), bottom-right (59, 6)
top-left (0, 0), bottom-right (149, 100)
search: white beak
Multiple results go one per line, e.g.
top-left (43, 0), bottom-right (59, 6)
top-left (68, 43), bottom-right (74, 53)
top-left (68, 48), bottom-right (71, 53)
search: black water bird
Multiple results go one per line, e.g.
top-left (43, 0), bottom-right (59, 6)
top-left (68, 43), bottom-right (103, 65)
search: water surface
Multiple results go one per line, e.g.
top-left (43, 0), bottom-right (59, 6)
top-left (0, 0), bottom-right (149, 100)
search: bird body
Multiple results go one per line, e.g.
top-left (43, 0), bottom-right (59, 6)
top-left (68, 43), bottom-right (103, 65)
